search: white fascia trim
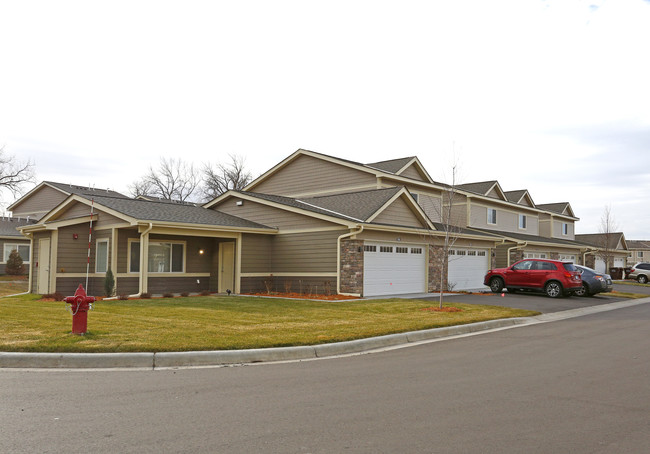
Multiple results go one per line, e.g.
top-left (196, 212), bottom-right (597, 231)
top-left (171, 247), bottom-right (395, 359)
top-left (295, 199), bottom-right (364, 223)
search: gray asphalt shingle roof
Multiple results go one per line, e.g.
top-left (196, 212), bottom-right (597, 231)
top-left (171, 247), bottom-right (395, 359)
top-left (81, 195), bottom-right (274, 230)
top-left (537, 202), bottom-right (571, 215)
top-left (365, 157), bottom-right (415, 174)
top-left (457, 181), bottom-right (499, 196)
top-left (0, 217), bottom-right (37, 237)
top-left (470, 227), bottom-right (586, 247)
top-left (241, 187), bottom-right (406, 223)
top-left (45, 181), bottom-right (130, 199)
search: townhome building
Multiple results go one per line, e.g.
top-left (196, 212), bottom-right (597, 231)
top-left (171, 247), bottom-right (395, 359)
top-left (626, 240), bottom-right (650, 266)
top-left (9, 148), bottom-right (595, 297)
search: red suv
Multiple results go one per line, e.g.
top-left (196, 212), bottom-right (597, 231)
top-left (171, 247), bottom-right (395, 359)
top-left (484, 259), bottom-right (582, 298)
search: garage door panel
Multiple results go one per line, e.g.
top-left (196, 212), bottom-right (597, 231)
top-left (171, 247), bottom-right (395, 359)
top-left (364, 243), bottom-right (425, 296)
top-left (447, 249), bottom-right (489, 291)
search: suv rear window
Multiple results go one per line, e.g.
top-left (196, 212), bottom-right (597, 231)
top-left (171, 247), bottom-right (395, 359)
top-left (562, 263), bottom-right (576, 271)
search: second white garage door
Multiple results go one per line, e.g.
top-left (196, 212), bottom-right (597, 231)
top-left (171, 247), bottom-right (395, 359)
top-left (363, 243), bottom-right (426, 296)
top-left (447, 248), bottom-right (489, 291)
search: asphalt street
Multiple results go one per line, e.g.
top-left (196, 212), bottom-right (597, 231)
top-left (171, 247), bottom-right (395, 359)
top-left (1, 299), bottom-right (649, 453)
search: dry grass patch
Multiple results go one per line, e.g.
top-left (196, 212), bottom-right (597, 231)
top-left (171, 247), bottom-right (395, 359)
top-left (0, 294), bottom-right (539, 353)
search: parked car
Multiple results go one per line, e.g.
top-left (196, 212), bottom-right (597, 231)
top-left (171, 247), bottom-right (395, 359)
top-left (627, 262), bottom-right (650, 284)
top-left (574, 265), bottom-right (613, 297)
top-left (484, 259), bottom-right (582, 298)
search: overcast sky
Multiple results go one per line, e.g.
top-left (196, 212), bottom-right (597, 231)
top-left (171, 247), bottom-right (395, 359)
top-left (1, 0), bottom-right (649, 238)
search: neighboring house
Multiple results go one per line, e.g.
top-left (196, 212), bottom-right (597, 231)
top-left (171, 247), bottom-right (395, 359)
top-left (452, 181), bottom-right (585, 267)
top-left (626, 240), bottom-right (650, 266)
top-left (575, 232), bottom-right (629, 273)
top-left (12, 149), bottom-right (598, 297)
top-left (0, 217), bottom-right (36, 274)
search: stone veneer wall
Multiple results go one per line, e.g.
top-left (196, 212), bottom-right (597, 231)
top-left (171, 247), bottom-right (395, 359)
top-left (509, 249), bottom-right (525, 266)
top-left (428, 245), bottom-right (447, 292)
top-left (340, 239), bottom-right (363, 294)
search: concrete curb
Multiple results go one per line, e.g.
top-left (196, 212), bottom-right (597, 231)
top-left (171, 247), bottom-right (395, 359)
top-left (0, 318), bottom-right (529, 369)
top-left (3, 298), bottom-right (649, 369)
top-left (0, 352), bottom-right (154, 369)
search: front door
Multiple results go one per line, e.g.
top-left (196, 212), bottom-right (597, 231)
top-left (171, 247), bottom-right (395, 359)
top-left (218, 242), bottom-right (235, 293)
top-left (38, 238), bottom-right (51, 294)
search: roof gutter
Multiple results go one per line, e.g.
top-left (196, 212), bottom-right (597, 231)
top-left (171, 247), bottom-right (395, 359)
top-left (337, 225), bottom-right (364, 296)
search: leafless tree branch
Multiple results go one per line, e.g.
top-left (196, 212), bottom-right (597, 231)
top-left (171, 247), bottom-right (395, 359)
top-left (0, 146), bottom-right (36, 200)
top-left (202, 154), bottom-right (253, 201)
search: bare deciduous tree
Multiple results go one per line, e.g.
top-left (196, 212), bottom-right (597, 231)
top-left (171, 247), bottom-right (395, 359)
top-left (422, 161), bottom-right (464, 309)
top-left (597, 204), bottom-right (619, 271)
top-left (0, 146), bottom-right (35, 199)
top-left (129, 157), bottom-right (200, 202)
top-left (202, 154), bottom-right (253, 201)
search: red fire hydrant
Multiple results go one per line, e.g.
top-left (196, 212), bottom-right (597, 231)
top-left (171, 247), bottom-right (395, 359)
top-left (64, 284), bottom-right (95, 335)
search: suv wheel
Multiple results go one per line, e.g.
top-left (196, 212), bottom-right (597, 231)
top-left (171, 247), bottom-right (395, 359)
top-left (489, 277), bottom-right (504, 293)
top-left (638, 275), bottom-right (648, 284)
top-left (545, 281), bottom-right (563, 298)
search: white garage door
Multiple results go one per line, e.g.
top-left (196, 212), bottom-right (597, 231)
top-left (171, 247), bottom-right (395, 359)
top-left (447, 249), bottom-right (489, 291)
top-left (595, 259), bottom-right (606, 273)
top-left (363, 243), bottom-right (426, 296)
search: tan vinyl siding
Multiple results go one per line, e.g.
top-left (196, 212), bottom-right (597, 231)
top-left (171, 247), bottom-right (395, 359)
top-left (215, 198), bottom-right (339, 230)
top-left (359, 230), bottom-right (429, 244)
top-left (241, 233), bottom-right (272, 273)
top-left (552, 220), bottom-right (575, 240)
top-left (486, 187), bottom-right (502, 199)
top-left (117, 229), bottom-right (140, 273)
top-left (10, 185), bottom-right (68, 219)
top-left (449, 201), bottom-right (468, 228)
top-left (252, 154), bottom-right (376, 196)
top-left (55, 202), bottom-right (94, 221)
top-left (538, 214), bottom-right (552, 237)
top-left (372, 197), bottom-right (424, 228)
top-left (56, 224), bottom-right (109, 273)
top-left (271, 230), bottom-right (339, 273)
top-left (398, 164), bottom-right (426, 182)
top-left (470, 202), bottom-right (540, 235)
top-left (416, 193), bottom-right (443, 223)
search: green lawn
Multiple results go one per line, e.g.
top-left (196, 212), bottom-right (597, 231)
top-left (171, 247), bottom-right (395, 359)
top-left (0, 294), bottom-right (539, 353)
top-left (0, 275), bottom-right (29, 297)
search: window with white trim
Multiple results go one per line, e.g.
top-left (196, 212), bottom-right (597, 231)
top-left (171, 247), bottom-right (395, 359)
top-left (487, 208), bottom-right (497, 225)
top-left (2, 243), bottom-right (30, 264)
top-left (519, 214), bottom-right (527, 229)
top-left (129, 241), bottom-right (185, 273)
top-left (363, 245), bottom-right (376, 252)
top-left (95, 239), bottom-right (109, 273)
top-left (562, 223), bottom-right (569, 235)
top-left (396, 247), bottom-right (408, 254)
top-left (380, 246), bottom-right (393, 253)
top-left (410, 248), bottom-right (422, 254)
top-left (524, 252), bottom-right (548, 259)
top-left (477, 251), bottom-right (486, 256)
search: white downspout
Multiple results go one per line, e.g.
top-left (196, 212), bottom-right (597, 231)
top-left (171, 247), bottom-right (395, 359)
top-left (506, 242), bottom-right (528, 267)
top-left (130, 223), bottom-right (153, 298)
top-left (337, 225), bottom-right (364, 296)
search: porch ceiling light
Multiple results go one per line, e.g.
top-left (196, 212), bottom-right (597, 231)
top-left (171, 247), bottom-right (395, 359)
top-left (198, 249), bottom-right (205, 255)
